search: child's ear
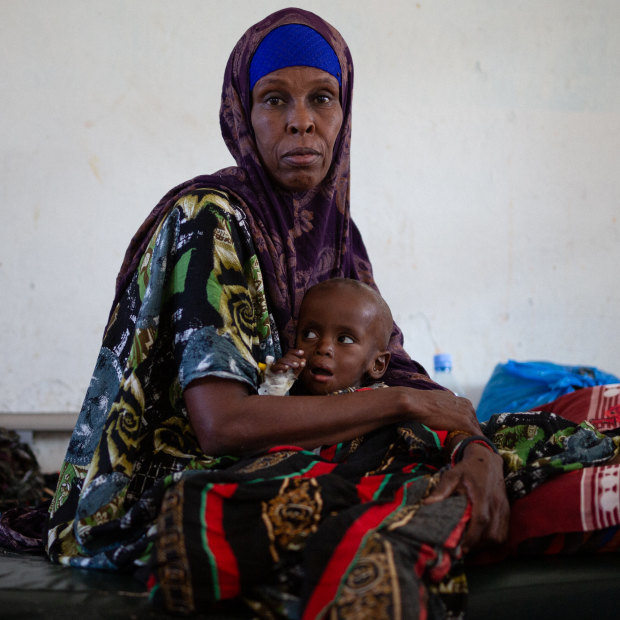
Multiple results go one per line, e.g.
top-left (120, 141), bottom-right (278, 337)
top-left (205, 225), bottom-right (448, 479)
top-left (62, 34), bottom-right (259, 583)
top-left (368, 351), bottom-right (391, 380)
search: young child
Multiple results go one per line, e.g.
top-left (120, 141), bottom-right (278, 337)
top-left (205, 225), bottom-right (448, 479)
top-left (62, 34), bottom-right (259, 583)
top-left (259, 278), bottom-right (393, 395)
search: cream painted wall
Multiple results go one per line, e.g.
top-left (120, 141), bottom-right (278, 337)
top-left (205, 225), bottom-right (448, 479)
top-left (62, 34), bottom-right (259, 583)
top-left (2, 0), bottom-right (619, 417)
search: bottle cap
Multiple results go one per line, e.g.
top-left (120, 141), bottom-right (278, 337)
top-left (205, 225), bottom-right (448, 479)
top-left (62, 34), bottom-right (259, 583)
top-left (433, 353), bottom-right (453, 370)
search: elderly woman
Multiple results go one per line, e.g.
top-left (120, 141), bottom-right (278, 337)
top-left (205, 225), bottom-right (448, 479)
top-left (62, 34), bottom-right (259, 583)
top-left (47, 7), bottom-right (510, 618)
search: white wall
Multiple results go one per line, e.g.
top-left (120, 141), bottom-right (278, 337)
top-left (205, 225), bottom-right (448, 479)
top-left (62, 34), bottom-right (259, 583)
top-left (2, 0), bottom-right (619, 417)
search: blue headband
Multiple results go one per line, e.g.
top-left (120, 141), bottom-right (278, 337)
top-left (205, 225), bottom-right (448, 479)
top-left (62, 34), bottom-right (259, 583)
top-left (249, 24), bottom-right (342, 91)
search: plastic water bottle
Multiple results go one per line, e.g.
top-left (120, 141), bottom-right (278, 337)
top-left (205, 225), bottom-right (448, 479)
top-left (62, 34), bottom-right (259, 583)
top-left (433, 353), bottom-right (465, 397)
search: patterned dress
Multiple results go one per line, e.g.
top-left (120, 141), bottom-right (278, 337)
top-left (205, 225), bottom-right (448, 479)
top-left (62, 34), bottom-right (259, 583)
top-left (47, 189), bottom-right (278, 568)
top-left (45, 187), bottom-right (474, 617)
top-left (45, 187), bottom-right (620, 620)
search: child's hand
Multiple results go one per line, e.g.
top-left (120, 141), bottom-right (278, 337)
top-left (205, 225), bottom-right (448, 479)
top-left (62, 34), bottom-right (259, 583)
top-left (270, 349), bottom-right (306, 377)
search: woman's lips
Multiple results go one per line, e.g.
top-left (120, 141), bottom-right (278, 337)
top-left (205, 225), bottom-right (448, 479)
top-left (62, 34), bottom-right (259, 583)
top-left (282, 148), bottom-right (321, 167)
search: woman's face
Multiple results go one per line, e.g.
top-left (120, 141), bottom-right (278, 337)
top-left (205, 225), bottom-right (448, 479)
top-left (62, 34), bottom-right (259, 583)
top-left (251, 66), bottom-right (343, 192)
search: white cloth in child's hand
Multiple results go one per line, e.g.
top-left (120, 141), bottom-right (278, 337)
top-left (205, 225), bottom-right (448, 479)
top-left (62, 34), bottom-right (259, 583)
top-left (257, 355), bottom-right (297, 396)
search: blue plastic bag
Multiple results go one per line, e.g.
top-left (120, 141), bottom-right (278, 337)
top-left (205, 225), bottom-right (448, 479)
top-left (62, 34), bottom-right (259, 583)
top-left (476, 360), bottom-right (620, 422)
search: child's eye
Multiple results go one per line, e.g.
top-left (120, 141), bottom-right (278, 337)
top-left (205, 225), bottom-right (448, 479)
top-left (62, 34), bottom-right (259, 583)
top-left (303, 329), bottom-right (318, 340)
top-left (338, 335), bottom-right (355, 344)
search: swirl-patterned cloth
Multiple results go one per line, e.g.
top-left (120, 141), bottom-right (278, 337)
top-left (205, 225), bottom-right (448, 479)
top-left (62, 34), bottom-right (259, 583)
top-left (47, 192), bottom-right (270, 568)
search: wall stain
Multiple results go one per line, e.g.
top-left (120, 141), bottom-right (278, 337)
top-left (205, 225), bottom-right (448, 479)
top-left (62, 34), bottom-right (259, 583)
top-left (89, 155), bottom-right (103, 183)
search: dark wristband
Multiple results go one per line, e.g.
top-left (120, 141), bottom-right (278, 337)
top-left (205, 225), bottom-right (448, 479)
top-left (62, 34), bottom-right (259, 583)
top-left (450, 435), bottom-right (498, 466)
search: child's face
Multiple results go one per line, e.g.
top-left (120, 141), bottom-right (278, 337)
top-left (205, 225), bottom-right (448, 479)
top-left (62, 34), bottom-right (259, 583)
top-left (295, 285), bottom-right (389, 394)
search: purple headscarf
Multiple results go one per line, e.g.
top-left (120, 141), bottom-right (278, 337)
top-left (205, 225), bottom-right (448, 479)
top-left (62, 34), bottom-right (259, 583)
top-left (114, 7), bottom-right (434, 389)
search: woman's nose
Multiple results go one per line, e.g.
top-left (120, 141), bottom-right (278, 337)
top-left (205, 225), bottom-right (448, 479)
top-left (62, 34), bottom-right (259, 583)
top-left (287, 101), bottom-right (315, 135)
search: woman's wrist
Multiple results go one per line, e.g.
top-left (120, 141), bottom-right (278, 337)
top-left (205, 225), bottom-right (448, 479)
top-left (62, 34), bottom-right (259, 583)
top-left (444, 429), bottom-right (473, 453)
top-left (449, 434), bottom-right (498, 466)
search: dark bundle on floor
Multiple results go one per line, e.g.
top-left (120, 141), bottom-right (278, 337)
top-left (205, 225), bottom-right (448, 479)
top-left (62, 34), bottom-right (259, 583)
top-left (0, 428), bottom-right (57, 553)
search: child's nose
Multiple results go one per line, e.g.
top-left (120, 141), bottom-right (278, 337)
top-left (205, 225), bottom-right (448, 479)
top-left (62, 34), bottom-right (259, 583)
top-left (316, 337), bottom-right (334, 356)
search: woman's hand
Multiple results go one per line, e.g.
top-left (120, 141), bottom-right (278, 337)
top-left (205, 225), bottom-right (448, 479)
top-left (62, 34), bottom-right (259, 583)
top-left (393, 387), bottom-right (482, 436)
top-left (423, 443), bottom-right (510, 553)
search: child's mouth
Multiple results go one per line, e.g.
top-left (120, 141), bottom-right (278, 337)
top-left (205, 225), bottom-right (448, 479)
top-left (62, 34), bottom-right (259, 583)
top-left (311, 367), bottom-right (333, 377)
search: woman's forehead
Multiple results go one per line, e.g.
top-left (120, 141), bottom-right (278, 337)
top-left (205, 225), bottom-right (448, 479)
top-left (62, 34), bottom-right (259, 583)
top-left (252, 66), bottom-right (340, 92)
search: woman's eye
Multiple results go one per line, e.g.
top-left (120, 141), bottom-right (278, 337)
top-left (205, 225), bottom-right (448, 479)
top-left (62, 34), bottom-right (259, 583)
top-left (338, 335), bottom-right (354, 344)
top-left (266, 96), bottom-right (282, 105)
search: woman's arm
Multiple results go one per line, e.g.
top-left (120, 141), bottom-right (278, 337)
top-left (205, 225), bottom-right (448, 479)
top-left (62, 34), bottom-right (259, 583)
top-left (185, 377), bottom-right (509, 552)
top-left (184, 376), bottom-right (482, 456)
